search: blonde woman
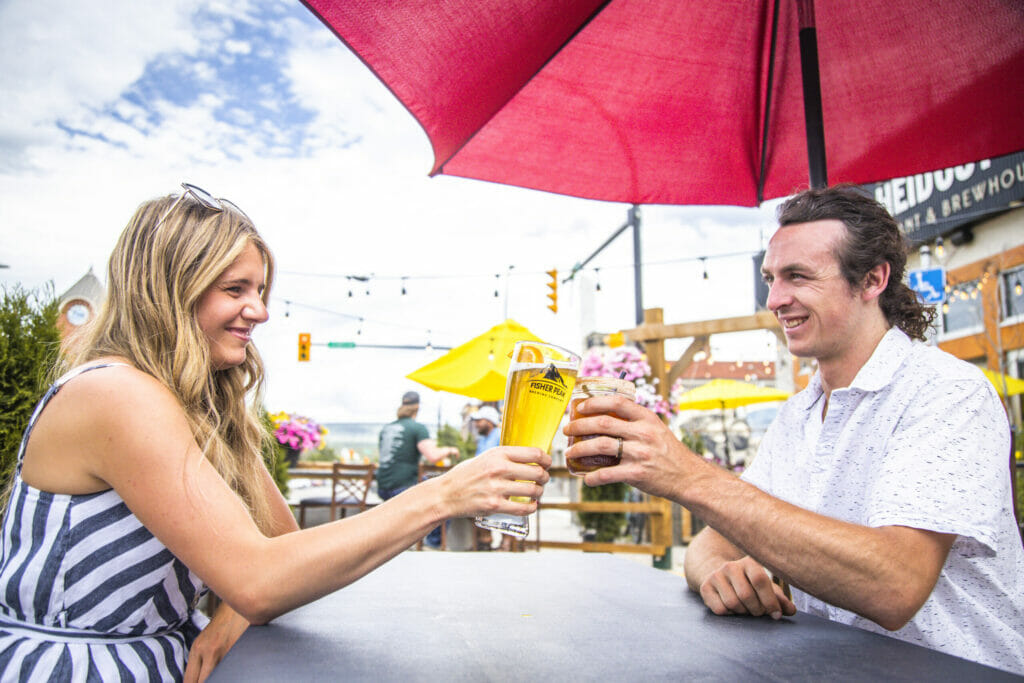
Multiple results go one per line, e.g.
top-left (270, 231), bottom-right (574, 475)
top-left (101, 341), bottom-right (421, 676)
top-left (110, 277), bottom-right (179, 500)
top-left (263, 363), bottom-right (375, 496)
top-left (0, 184), bottom-right (549, 681)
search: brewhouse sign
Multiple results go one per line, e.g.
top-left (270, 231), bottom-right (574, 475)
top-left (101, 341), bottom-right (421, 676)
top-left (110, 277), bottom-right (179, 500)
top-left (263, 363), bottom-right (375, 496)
top-left (864, 149), bottom-right (1024, 244)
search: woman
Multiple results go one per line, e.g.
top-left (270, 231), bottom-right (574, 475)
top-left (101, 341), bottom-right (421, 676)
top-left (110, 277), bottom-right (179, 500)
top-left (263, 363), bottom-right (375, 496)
top-left (0, 184), bottom-right (548, 681)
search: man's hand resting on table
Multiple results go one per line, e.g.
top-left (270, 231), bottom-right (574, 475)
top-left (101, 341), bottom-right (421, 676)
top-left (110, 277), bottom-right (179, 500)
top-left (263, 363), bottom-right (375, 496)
top-left (698, 556), bottom-right (797, 620)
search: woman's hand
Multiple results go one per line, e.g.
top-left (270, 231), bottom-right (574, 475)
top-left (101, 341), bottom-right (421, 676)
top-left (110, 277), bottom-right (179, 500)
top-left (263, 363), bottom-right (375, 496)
top-left (436, 446), bottom-right (550, 519)
top-left (184, 600), bottom-right (250, 682)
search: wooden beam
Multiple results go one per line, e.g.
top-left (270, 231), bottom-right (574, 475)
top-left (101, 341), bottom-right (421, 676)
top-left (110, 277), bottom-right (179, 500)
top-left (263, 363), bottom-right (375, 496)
top-left (623, 310), bottom-right (781, 342)
top-left (667, 335), bottom-right (709, 387)
top-left (534, 540), bottom-right (666, 555)
top-left (539, 501), bottom-right (664, 513)
top-left (644, 308), bottom-right (668, 402)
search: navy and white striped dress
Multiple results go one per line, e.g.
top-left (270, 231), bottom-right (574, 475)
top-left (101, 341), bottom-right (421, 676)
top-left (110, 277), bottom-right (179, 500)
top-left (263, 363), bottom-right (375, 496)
top-left (0, 364), bottom-right (209, 681)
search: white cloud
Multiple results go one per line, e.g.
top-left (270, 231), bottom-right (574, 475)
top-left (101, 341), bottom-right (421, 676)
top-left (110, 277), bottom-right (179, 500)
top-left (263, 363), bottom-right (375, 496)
top-left (0, 0), bottom-right (779, 426)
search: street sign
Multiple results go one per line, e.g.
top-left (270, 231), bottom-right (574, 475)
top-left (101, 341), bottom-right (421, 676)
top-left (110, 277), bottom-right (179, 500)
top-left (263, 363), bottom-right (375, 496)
top-left (908, 267), bottom-right (946, 304)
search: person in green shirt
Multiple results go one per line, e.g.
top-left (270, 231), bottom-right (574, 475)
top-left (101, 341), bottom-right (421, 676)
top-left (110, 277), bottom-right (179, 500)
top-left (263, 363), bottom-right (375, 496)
top-left (377, 392), bottom-right (458, 547)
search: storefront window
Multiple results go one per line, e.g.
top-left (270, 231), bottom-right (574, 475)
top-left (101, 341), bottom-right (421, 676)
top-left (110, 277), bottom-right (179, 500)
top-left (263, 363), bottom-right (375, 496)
top-left (940, 279), bottom-right (984, 336)
top-left (1001, 266), bottom-right (1024, 322)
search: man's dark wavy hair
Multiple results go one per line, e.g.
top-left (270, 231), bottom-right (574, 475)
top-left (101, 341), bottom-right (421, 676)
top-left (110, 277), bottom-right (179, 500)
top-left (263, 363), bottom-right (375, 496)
top-left (776, 184), bottom-right (935, 341)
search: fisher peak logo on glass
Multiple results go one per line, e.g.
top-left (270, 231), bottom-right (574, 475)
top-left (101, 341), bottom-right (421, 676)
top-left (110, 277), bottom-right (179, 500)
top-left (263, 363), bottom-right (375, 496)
top-left (528, 364), bottom-right (568, 399)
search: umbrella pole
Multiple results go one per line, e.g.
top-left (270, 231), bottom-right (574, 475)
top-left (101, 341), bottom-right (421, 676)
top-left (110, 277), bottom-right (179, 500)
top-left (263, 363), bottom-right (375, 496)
top-left (630, 205), bottom-right (643, 325)
top-left (796, 0), bottom-right (827, 188)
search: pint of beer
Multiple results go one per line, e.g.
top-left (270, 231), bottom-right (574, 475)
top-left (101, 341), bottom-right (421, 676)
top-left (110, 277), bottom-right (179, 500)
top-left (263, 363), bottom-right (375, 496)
top-left (475, 341), bottom-right (579, 538)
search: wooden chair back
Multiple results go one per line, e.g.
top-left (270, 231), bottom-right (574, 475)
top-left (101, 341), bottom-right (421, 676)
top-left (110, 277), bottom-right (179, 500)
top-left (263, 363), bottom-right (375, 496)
top-left (296, 463), bottom-right (376, 527)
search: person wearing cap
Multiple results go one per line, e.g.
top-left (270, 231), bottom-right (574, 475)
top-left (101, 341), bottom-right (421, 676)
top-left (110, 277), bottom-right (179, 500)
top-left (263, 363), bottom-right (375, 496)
top-left (377, 391), bottom-right (459, 548)
top-left (471, 405), bottom-right (501, 456)
top-left (470, 405), bottom-right (502, 550)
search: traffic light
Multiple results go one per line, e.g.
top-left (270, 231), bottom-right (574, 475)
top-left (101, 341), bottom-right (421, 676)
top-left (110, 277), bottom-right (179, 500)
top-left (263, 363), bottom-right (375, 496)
top-left (298, 332), bottom-right (311, 361)
top-left (546, 269), bottom-right (558, 313)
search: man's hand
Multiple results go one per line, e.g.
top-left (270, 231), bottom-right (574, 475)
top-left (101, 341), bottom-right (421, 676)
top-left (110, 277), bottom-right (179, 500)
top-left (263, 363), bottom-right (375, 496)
top-left (699, 556), bottom-right (796, 620)
top-left (562, 393), bottom-right (712, 500)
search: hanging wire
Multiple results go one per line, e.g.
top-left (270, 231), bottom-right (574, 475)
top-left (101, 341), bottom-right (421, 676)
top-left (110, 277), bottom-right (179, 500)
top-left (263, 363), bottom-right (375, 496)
top-left (595, 267), bottom-right (601, 292)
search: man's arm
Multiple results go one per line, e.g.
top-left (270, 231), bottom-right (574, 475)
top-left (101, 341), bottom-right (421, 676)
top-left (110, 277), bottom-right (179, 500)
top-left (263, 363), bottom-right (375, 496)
top-left (684, 527), bottom-right (795, 619)
top-left (417, 439), bottom-right (459, 464)
top-left (565, 395), bottom-right (955, 630)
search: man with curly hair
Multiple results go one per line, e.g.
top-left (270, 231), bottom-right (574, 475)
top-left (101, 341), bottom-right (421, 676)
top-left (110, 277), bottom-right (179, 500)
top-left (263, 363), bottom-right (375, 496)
top-left (566, 185), bottom-right (1024, 674)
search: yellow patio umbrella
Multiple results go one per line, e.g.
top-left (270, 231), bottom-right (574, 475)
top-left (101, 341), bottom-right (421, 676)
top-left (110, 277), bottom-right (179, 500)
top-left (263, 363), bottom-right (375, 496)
top-left (676, 379), bottom-right (791, 411)
top-left (677, 379), bottom-right (790, 467)
top-left (406, 319), bottom-right (544, 401)
top-left (980, 368), bottom-right (1024, 397)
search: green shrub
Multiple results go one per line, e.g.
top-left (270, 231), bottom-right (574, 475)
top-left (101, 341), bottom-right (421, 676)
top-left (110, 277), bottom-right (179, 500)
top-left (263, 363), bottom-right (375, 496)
top-left (578, 481), bottom-right (629, 543)
top-left (436, 423), bottom-right (476, 464)
top-left (0, 285), bottom-right (60, 491)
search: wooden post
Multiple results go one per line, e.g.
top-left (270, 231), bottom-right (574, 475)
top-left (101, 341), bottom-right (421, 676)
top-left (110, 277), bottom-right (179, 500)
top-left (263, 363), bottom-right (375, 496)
top-left (643, 308), bottom-right (668, 401)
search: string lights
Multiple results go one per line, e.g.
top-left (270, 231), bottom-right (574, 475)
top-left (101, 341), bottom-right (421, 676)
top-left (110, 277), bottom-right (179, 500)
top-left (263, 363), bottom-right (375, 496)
top-left (278, 247), bottom-right (759, 290)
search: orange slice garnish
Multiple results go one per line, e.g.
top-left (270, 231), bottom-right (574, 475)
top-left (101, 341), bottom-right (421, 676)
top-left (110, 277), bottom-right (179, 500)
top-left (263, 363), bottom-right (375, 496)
top-left (517, 344), bottom-right (544, 363)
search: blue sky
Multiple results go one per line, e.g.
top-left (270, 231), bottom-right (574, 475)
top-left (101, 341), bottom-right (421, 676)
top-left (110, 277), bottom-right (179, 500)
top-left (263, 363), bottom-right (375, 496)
top-left (0, 0), bottom-right (779, 424)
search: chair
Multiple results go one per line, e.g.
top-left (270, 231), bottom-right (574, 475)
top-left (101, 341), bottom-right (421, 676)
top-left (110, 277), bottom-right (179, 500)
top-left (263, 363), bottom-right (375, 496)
top-left (416, 462), bottom-right (451, 550)
top-left (296, 463), bottom-right (377, 528)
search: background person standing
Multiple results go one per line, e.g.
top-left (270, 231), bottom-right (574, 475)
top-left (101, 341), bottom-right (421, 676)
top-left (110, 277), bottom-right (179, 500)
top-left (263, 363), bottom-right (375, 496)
top-left (377, 391), bottom-right (458, 548)
top-left (470, 405), bottom-right (501, 550)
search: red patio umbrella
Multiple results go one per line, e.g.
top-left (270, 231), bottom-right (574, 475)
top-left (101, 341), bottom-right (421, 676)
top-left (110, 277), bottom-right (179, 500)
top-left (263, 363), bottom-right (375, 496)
top-left (301, 0), bottom-right (1024, 207)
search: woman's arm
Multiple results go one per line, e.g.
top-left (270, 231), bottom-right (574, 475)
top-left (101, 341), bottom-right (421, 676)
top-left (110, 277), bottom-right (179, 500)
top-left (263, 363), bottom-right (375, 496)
top-left (40, 367), bottom-right (549, 625)
top-left (184, 468), bottom-right (300, 680)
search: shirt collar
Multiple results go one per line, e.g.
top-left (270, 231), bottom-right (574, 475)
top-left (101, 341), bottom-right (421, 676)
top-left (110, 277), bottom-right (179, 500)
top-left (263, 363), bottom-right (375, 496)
top-left (848, 327), bottom-right (911, 392)
top-left (790, 327), bottom-right (910, 408)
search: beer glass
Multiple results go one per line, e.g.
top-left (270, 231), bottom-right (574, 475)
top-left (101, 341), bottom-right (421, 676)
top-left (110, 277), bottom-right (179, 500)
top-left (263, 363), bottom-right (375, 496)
top-left (475, 340), bottom-right (580, 538)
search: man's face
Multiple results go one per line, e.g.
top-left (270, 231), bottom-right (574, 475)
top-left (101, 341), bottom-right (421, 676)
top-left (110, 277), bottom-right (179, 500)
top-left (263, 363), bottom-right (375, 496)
top-left (474, 418), bottom-right (494, 435)
top-left (761, 220), bottom-right (863, 366)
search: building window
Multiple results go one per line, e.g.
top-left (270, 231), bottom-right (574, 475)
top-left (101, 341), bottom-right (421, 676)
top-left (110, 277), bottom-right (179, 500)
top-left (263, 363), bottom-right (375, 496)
top-left (1001, 266), bottom-right (1024, 323)
top-left (940, 278), bottom-right (984, 336)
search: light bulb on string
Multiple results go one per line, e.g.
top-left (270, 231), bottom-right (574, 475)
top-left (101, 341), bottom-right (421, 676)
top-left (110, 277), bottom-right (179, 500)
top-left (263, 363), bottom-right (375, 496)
top-left (935, 237), bottom-right (944, 259)
top-left (1015, 280), bottom-right (1023, 297)
top-left (401, 277), bottom-right (407, 296)
top-left (595, 268), bottom-right (601, 292)
top-left (942, 302), bottom-right (950, 314)
top-left (494, 273), bottom-right (500, 298)
top-left (284, 301), bottom-right (290, 318)
top-left (701, 257), bottom-right (708, 280)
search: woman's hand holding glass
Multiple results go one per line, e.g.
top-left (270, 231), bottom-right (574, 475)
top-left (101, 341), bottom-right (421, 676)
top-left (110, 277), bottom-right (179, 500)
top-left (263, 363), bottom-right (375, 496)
top-left (436, 446), bottom-right (550, 519)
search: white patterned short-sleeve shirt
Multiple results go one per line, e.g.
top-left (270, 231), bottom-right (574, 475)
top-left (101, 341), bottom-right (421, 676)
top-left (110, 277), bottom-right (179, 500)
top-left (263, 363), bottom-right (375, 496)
top-left (742, 328), bottom-right (1024, 675)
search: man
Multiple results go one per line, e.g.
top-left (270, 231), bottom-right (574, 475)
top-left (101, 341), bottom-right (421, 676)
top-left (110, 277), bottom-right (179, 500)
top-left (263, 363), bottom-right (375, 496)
top-left (564, 185), bottom-right (1024, 674)
top-left (377, 391), bottom-right (459, 548)
top-left (471, 405), bottom-right (501, 455)
top-left (469, 405), bottom-right (502, 550)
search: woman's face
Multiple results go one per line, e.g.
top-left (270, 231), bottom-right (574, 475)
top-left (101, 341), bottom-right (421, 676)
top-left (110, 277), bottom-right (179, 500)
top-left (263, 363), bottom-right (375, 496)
top-left (196, 241), bottom-right (269, 370)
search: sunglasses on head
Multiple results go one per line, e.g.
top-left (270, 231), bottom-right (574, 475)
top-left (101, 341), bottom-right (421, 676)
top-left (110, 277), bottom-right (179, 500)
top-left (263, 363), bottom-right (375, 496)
top-left (154, 182), bottom-right (251, 228)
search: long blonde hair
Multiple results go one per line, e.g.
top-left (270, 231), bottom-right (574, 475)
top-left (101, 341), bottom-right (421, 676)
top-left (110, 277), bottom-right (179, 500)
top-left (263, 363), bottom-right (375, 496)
top-left (62, 191), bottom-right (277, 533)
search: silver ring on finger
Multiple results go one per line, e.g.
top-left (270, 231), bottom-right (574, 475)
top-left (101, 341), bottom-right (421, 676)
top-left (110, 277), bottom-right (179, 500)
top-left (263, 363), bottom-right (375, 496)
top-left (616, 436), bottom-right (624, 458)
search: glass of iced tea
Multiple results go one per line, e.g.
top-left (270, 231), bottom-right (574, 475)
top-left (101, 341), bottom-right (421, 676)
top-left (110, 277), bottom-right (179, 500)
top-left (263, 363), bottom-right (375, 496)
top-left (474, 340), bottom-right (580, 538)
top-left (566, 376), bottom-right (636, 475)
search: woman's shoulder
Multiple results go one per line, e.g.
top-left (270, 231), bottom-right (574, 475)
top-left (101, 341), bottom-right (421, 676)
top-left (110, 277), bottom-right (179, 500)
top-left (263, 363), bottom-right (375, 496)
top-left (56, 358), bottom-right (182, 419)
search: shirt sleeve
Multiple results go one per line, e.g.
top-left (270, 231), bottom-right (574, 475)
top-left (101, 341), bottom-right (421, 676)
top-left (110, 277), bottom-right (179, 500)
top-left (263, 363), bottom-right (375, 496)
top-left (866, 378), bottom-right (1010, 551)
top-left (413, 421), bottom-right (430, 445)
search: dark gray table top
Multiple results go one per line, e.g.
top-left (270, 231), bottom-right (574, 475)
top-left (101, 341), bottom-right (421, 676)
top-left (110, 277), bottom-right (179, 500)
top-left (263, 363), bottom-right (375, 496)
top-left (210, 552), bottom-right (1018, 681)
